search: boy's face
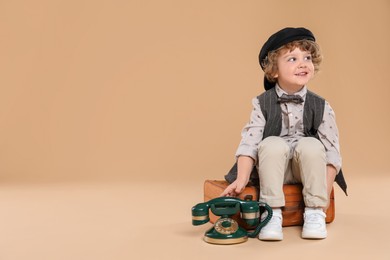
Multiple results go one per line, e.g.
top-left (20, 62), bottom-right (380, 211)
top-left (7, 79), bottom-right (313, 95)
top-left (275, 47), bottom-right (314, 92)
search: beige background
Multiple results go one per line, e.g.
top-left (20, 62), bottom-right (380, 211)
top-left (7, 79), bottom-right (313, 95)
top-left (0, 0), bottom-right (389, 259)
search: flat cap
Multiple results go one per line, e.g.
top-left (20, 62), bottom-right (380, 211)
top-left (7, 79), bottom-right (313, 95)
top-left (259, 27), bottom-right (316, 90)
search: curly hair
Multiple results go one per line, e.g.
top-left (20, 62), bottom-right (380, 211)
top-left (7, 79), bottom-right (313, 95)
top-left (262, 40), bottom-right (322, 83)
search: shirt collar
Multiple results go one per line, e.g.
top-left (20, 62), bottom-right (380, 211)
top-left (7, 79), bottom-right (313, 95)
top-left (275, 84), bottom-right (307, 98)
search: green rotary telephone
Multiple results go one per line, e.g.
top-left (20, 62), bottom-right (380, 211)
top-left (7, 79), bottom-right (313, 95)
top-left (192, 196), bottom-right (273, 244)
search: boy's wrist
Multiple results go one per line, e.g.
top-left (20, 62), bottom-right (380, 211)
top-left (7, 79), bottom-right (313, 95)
top-left (236, 175), bottom-right (250, 185)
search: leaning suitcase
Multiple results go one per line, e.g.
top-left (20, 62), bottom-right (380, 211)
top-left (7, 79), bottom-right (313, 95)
top-left (203, 180), bottom-right (335, 228)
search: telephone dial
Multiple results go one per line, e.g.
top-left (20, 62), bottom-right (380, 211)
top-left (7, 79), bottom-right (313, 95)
top-left (192, 196), bottom-right (272, 244)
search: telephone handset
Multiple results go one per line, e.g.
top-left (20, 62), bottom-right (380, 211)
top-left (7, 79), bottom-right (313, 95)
top-left (192, 196), bottom-right (272, 244)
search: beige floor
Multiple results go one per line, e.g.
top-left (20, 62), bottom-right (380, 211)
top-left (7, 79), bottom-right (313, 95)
top-left (0, 174), bottom-right (389, 260)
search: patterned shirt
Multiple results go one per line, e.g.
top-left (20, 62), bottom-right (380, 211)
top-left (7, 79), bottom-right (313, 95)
top-left (235, 84), bottom-right (342, 173)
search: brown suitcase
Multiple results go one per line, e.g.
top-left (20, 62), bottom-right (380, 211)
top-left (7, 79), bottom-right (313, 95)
top-left (204, 180), bottom-right (335, 228)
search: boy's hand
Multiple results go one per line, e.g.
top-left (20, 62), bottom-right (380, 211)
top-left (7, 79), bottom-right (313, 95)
top-left (220, 180), bottom-right (247, 197)
top-left (220, 156), bottom-right (253, 197)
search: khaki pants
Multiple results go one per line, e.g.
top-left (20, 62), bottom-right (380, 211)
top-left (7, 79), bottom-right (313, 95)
top-left (257, 136), bottom-right (328, 208)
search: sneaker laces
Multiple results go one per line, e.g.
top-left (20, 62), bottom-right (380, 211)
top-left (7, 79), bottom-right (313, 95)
top-left (262, 211), bottom-right (282, 228)
top-left (304, 210), bottom-right (326, 224)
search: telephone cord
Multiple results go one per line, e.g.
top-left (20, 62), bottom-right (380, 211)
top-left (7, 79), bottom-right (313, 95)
top-left (247, 203), bottom-right (273, 238)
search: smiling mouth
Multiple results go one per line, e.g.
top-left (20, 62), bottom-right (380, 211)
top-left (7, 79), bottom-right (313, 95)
top-left (295, 72), bottom-right (308, 76)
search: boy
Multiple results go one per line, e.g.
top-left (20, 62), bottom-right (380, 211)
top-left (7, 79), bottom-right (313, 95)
top-left (221, 27), bottom-right (347, 240)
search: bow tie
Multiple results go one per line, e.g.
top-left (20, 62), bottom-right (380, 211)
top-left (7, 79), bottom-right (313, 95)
top-left (277, 94), bottom-right (304, 104)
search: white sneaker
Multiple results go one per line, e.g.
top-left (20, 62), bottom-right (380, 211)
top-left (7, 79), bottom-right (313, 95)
top-left (302, 208), bottom-right (327, 239)
top-left (259, 208), bottom-right (283, 241)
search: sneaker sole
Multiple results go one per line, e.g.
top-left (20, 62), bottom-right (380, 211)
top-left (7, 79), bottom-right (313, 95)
top-left (301, 230), bottom-right (327, 239)
top-left (259, 232), bottom-right (283, 241)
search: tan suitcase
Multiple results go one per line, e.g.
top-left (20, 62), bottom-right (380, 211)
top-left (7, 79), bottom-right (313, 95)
top-left (204, 180), bottom-right (335, 228)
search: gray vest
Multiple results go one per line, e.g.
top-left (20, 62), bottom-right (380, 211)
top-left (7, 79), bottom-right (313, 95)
top-left (259, 88), bottom-right (324, 139)
top-left (225, 88), bottom-right (348, 195)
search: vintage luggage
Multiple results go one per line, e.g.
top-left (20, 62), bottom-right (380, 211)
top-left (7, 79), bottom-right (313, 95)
top-left (204, 180), bottom-right (335, 228)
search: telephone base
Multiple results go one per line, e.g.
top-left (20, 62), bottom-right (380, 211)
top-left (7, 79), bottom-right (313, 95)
top-left (204, 235), bottom-right (248, 245)
top-left (203, 221), bottom-right (248, 245)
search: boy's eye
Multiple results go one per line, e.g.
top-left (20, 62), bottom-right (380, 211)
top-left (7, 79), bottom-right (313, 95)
top-left (305, 56), bottom-right (312, 61)
top-left (287, 57), bottom-right (296, 62)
